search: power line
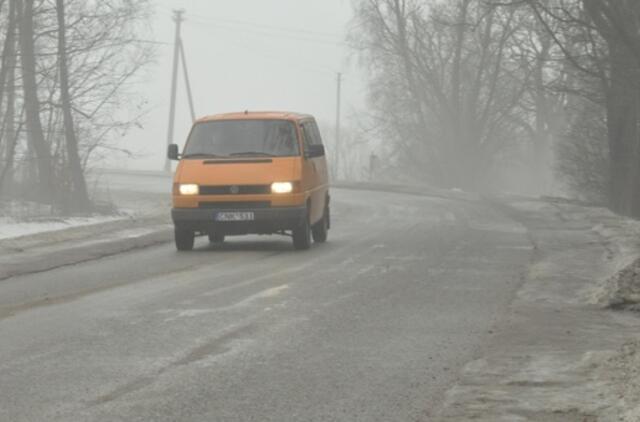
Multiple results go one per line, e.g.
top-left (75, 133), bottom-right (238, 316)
top-left (187, 18), bottom-right (347, 47)
top-left (183, 22), bottom-right (341, 75)
top-left (137, 39), bottom-right (172, 46)
top-left (160, 9), bottom-right (349, 75)
top-left (217, 35), bottom-right (338, 76)
top-left (197, 15), bottom-right (343, 40)
top-left (163, 8), bottom-right (344, 41)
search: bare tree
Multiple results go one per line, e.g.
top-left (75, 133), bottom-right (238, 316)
top-left (555, 99), bottom-right (609, 203)
top-left (583, 1), bottom-right (640, 216)
top-left (523, 0), bottom-right (640, 216)
top-left (1, 0), bottom-right (152, 213)
top-left (352, 0), bottom-right (535, 191)
top-left (0, 0), bottom-right (18, 192)
top-left (55, 0), bottom-right (89, 211)
top-left (17, 0), bottom-right (56, 204)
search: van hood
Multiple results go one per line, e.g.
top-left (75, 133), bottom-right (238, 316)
top-left (176, 157), bottom-right (300, 186)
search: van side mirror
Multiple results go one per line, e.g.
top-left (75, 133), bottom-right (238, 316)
top-left (167, 144), bottom-right (180, 161)
top-left (305, 144), bottom-right (325, 159)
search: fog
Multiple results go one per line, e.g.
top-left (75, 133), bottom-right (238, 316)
top-left (5, 2), bottom-right (640, 421)
top-left (111, 0), bottom-right (366, 171)
top-left (3, 0), bottom-right (640, 212)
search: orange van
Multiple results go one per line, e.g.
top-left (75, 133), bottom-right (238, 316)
top-left (167, 111), bottom-right (330, 251)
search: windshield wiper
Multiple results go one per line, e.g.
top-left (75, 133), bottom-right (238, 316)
top-left (230, 152), bottom-right (276, 157)
top-left (182, 153), bottom-right (228, 159)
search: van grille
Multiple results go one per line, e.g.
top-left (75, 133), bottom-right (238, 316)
top-left (199, 201), bottom-right (271, 209)
top-left (199, 185), bottom-right (271, 195)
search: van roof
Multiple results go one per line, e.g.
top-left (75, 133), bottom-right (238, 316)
top-left (196, 111), bottom-right (314, 123)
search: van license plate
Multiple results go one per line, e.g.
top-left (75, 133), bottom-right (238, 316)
top-left (216, 212), bottom-right (255, 222)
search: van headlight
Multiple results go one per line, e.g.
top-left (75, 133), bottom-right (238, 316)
top-left (179, 184), bottom-right (199, 195)
top-left (271, 182), bottom-right (293, 194)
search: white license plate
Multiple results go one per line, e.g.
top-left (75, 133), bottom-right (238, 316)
top-left (215, 212), bottom-right (255, 222)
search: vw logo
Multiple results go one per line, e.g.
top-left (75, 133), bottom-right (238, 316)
top-left (229, 185), bottom-right (240, 195)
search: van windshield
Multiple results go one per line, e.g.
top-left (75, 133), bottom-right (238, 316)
top-left (183, 120), bottom-right (300, 158)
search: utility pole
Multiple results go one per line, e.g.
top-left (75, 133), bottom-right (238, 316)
top-left (179, 39), bottom-right (196, 123)
top-left (334, 72), bottom-right (342, 181)
top-left (165, 9), bottom-right (185, 173)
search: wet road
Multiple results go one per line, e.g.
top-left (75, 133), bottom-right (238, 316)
top-left (0, 187), bottom-right (533, 421)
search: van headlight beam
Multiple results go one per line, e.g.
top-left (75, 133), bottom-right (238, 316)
top-left (271, 182), bottom-right (294, 194)
top-left (179, 184), bottom-right (199, 196)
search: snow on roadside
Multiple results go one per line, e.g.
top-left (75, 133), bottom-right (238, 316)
top-left (520, 199), bottom-right (640, 421)
top-left (0, 215), bottom-right (126, 241)
top-left (439, 197), bottom-right (640, 421)
top-left (584, 209), bottom-right (640, 308)
top-left (592, 258), bottom-right (640, 309)
top-left (0, 188), bottom-right (168, 242)
top-left (596, 341), bottom-right (640, 422)
top-left (507, 197), bottom-right (640, 308)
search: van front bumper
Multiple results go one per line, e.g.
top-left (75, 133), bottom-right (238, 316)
top-left (172, 206), bottom-right (307, 235)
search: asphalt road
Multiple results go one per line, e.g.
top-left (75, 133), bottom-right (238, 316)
top-left (0, 187), bottom-right (534, 421)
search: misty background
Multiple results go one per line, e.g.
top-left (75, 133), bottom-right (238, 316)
top-left (3, 0), bottom-right (640, 218)
top-left (113, 0), bottom-right (366, 172)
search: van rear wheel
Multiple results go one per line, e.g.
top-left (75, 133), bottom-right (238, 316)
top-left (312, 206), bottom-right (329, 243)
top-left (175, 228), bottom-right (195, 251)
top-left (292, 210), bottom-right (312, 250)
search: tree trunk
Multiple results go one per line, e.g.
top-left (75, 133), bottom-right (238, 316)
top-left (0, 0), bottom-right (17, 193)
top-left (531, 35), bottom-right (553, 195)
top-left (582, 0), bottom-right (640, 217)
top-left (56, 0), bottom-right (91, 211)
top-left (391, 0), bottom-right (445, 186)
top-left (606, 39), bottom-right (640, 216)
top-left (450, 0), bottom-right (471, 189)
top-left (0, 0), bottom-right (16, 110)
top-left (17, 0), bottom-right (56, 206)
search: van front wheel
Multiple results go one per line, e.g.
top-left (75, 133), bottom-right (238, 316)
top-left (175, 228), bottom-right (195, 251)
top-left (292, 211), bottom-right (312, 250)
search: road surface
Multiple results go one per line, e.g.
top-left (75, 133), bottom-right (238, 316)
top-left (0, 186), bottom-right (533, 421)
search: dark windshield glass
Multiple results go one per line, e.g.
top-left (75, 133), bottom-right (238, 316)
top-left (183, 120), bottom-right (299, 158)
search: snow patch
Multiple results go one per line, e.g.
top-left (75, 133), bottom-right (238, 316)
top-left (591, 258), bottom-right (640, 308)
top-left (0, 215), bottom-right (125, 240)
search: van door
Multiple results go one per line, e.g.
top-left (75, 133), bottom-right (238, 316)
top-left (300, 121), bottom-right (326, 225)
top-left (308, 119), bottom-right (329, 189)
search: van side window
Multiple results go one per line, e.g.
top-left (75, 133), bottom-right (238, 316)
top-left (310, 121), bottom-right (324, 145)
top-left (302, 121), bottom-right (323, 146)
top-left (301, 122), bottom-right (315, 149)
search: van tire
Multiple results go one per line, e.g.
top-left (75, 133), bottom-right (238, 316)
top-left (175, 228), bottom-right (195, 251)
top-left (209, 233), bottom-right (225, 244)
top-left (312, 206), bottom-right (329, 243)
top-left (293, 210), bottom-right (312, 250)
